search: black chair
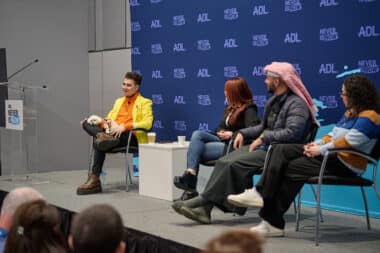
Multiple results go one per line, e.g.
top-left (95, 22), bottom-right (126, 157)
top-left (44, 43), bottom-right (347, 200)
top-left (255, 122), bottom-right (320, 215)
top-left (294, 139), bottom-right (380, 246)
top-left (88, 128), bottom-right (149, 191)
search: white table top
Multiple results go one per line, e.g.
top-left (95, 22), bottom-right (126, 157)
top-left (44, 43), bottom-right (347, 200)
top-left (139, 142), bottom-right (189, 150)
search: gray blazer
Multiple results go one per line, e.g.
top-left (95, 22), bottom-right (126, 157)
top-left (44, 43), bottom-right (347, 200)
top-left (239, 92), bottom-right (311, 145)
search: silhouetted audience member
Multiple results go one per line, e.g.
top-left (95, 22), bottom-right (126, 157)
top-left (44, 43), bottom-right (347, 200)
top-left (4, 199), bottom-right (67, 253)
top-left (202, 230), bottom-right (263, 253)
top-left (0, 187), bottom-right (44, 253)
top-left (69, 204), bottom-right (125, 253)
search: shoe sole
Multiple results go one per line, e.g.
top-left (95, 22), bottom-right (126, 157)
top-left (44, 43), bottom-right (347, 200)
top-left (180, 206), bottom-right (211, 224)
top-left (76, 185), bottom-right (102, 195)
top-left (250, 228), bottom-right (285, 237)
top-left (227, 196), bottom-right (263, 208)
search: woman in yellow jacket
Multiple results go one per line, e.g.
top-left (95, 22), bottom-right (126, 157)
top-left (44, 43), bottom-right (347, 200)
top-left (77, 72), bottom-right (153, 195)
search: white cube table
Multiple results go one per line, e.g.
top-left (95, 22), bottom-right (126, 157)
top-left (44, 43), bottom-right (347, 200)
top-left (138, 142), bottom-right (189, 201)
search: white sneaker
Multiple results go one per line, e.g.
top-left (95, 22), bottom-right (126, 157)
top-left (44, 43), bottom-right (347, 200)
top-left (250, 220), bottom-right (284, 237)
top-left (227, 188), bottom-right (263, 208)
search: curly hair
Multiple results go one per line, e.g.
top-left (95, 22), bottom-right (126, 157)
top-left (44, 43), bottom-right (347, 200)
top-left (343, 75), bottom-right (380, 114)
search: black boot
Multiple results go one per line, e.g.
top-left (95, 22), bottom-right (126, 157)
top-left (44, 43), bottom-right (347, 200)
top-left (180, 203), bottom-right (214, 224)
top-left (173, 171), bottom-right (197, 192)
top-left (172, 195), bottom-right (207, 214)
top-left (178, 191), bottom-right (199, 201)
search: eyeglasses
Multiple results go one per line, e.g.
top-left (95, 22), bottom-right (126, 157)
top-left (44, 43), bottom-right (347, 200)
top-left (339, 92), bottom-right (348, 97)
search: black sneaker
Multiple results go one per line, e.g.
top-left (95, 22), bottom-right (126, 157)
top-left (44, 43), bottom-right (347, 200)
top-left (173, 172), bottom-right (197, 192)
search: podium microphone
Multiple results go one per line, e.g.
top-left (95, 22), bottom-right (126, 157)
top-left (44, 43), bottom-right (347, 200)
top-left (7, 58), bottom-right (39, 80)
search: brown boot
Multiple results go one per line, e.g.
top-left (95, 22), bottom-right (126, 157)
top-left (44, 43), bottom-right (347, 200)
top-left (76, 175), bottom-right (102, 195)
top-left (94, 132), bottom-right (119, 151)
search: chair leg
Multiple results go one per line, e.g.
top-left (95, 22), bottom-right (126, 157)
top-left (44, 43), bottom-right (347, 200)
top-left (125, 153), bottom-right (134, 192)
top-left (310, 185), bottom-right (324, 223)
top-left (295, 189), bottom-right (302, 231)
top-left (315, 184), bottom-right (322, 246)
top-left (88, 144), bottom-right (94, 181)
top-left (360, 186), bottom-right (371, 230)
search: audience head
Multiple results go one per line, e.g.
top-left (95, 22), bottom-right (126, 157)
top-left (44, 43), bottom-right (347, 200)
top-left (125, 71), bottom-right (142, 86)
top-left (202, 230), bottom-right (263, 253)
top-left (341, 75), bottom-right (380, 114)
top-left (0, 187), bottom-right (44, 231)
top-left (69, 204), bottom-right (125, 253)
top-left (4, 199), bottom-right (67, 253)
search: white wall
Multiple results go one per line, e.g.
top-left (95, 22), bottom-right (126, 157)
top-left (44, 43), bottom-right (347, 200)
top-left (0, 0), bottom-right (90, 172)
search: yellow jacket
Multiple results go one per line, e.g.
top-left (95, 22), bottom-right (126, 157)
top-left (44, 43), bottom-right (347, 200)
top-left (107, 94), bottom-right (153, 143)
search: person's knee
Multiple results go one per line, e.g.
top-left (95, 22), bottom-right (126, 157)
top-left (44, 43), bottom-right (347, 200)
top-left (190, 130), bottom-right (204, 141)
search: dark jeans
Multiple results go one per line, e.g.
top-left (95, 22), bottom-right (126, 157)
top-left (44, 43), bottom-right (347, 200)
top-left (82, 121), bottom-right (138, 176)
top-left (255, 143), bottom-right (356, 229)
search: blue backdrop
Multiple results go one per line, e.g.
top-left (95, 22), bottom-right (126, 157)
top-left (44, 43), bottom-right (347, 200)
top-left (130, 0), bottom-right (380, 217)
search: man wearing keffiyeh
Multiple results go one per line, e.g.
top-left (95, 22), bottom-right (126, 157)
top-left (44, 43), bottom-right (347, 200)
top-left (172, 62), bottom-right (316, 224)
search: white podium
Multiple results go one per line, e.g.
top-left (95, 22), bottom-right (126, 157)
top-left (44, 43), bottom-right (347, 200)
top-left (139, 142), bottom-right (189, 201)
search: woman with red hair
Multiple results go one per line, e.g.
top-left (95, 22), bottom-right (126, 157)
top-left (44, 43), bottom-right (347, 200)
top-left (174, 77), bottom-right (260, 200)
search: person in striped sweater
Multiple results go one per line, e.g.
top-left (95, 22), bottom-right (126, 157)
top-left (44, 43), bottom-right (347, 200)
top-left (227, 75), bottom-right (380, 237)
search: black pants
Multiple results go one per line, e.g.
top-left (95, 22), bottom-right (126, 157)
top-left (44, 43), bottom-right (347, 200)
top-left (202, 145), bottom-right (267, 213)
top-left (82, 121), bottom-right (138, 176)
top-left (255, 143), bottom-right (356, 229)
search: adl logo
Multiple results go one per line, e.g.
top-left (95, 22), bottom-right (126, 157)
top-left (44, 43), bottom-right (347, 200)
top-left (319, 96), bottom-right (338, 109)
top-left (174, 96), bottom-right (186, 104)
top-left (284, 33), bottom-right (301, 43)
top-left (292, 63), bottom-right (302, 75)
top-left (198, 95), bottom-right (212, 106)
top-left (320, 27), bottom-right (339, 41)
top-left (252, 34), bottom-right (269, 47)
top-left (197, 68), bottom-right (211, 78)
top-left (173, 43), bottom-right (186, 52)
top-left (174, 121), bottom-right (187, 131)
top-left (152, 94), bottom-right (164, 104)
top-left (224, 8), bottom-right (239, 20)
top-left (252, 5), bottom-right (269, 16)
top-left (174, 68), bottom-right (186, 79)
top-left (252, 66), bottom-right (265, 76)
top-left (284, 0), bottom-right (302, 12)
top-left (173, 15), bottom-right (185, 26)
top-left (358, 26), bottom-right (379, 37)
top-left (320, 0), bottom-right (339, 7)
top-left (131, 47), bottom-right (141, 55)
top-left (197, 13), bottom-right (211, 23)
top-left (129, 0), bottom-right (140, 7)
top-left (197, 40), bottom-right (211, 51)
top-left (358, 60), bottom-right (379, 74)
top-left (153, 120), bottom-right (164, 129)
top-left (131, 21), bottom-right (141, 32)
top-left (199, 123), bottom-right (211, 132)
top-left (319, 64), bottom-right (338, 74)
top-left (224, 38), bottom-right (238, 48)
top-left (224, 66), bottom-right (238, 78)
top-left (152, 70), bottom-right (163, 79)
top-left (254, 96), bottom-right (268, 108)
top-left (151, 43), bottom-right (163, 54)
top-left (151, 19), bottom-right (162, 29)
